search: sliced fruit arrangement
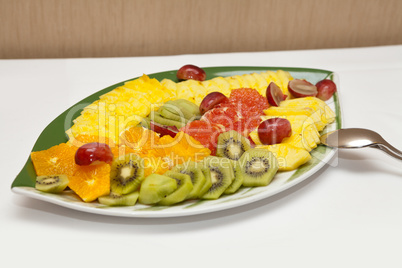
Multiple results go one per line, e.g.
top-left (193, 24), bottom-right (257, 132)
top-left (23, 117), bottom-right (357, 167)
top-left (66, 74), bottom-right (176, 145)
top-left (31, 65), bottom-right (337, 207)
top-left (161, 69), bottom-right (294, 105)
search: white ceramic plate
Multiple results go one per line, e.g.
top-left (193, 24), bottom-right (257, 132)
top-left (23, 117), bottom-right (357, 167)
top-left (12, 66), bottom-right (341, 218)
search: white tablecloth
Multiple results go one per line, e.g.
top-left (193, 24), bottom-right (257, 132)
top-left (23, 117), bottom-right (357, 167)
top-left (1, 45), bottom-right (402, 268)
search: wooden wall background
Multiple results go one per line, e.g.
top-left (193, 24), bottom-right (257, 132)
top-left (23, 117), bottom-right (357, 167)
top-left (1, 0), bottom-right (401, 59)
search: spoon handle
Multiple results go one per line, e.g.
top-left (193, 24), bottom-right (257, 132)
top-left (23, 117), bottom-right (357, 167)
top-left (374, 142), bottom-right (402, 161)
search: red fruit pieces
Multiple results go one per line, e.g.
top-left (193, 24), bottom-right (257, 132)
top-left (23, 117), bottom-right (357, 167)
top-left (180, 120), bottom-right (224, 156)
top-left (288, 79), bottom-right (317, 98)
top-left (315, 79), bottom-right (337, 101)
top-left (258, 118), bottom-right (292, 145)
top-left (199, 92), bottom-right (229, 115)
top-left (266, 82), bottom-right (286, 106)
top-left (182, 88), bottom-right (269, 155)
top-left (229, 88), bottom-right (269, 115)
top-left (75, 142), bottom-right (114, 166)
top-left (176, 64), bottom-right (206, 81)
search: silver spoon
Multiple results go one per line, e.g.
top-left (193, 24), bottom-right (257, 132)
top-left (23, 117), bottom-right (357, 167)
top-left (320, 128), bottom-right (402, 160)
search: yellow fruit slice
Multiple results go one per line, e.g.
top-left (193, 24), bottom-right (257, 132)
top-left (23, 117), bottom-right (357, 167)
top-left (280, 97), bottom-right (335, 129)
top-left (258, 144), bottom-right (312, 171)
top-left (260, 115), bottom-right (317, 151)
top-left (264, 106), bottom-right (326, 132)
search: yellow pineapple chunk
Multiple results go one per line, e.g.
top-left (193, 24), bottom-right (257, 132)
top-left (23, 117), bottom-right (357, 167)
top-left (66, 74), bottom-right (174, 145)
top-left (264, 106), bottom-right (326, 132)
top-left (258, 144), bottom-right (312, 171)
top-left (279, 97), bottom-right (335, 129)
top-left (260, 115), bottom-right (318, 151)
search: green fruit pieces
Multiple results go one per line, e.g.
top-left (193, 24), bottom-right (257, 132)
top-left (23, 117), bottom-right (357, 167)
top-left (216, 130), bottom-right (251, 161)
top-left (224, 160), bottom-right (244, 195)
top-left (197, 163), bottom-right (213, 198)
top-left (35, 174), bottom-right (69, 193)
top-left (149, 111), bottom-right (186, 129)
top-left (159, 107), bottom-right (188, 123)
top-left (139, 174), bottom-right (178, 205)
top-left (239, 148), bottom-right (279, 187)
top-left (158, 171), bottom-right (193, 206)
top-left (110, 153), bottom-right (145, 195)
top-left (171, 161), bottom-right (208, 199)
top-left (163, 99), bottom-right (201, 120)
top-left (200, 157), bottom-right (234, 200)
top-left (98, 191), bottom-right (139, 206)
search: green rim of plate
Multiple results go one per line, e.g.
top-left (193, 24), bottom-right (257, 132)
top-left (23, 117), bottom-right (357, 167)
top-left (11, 66), bottom-right (339, 189)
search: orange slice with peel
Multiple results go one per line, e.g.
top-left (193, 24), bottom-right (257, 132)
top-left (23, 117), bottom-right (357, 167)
top-left (68, 163), bottom-right (111, 202)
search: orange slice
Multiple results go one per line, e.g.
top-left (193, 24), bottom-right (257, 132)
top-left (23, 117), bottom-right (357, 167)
top-left (120, 126), bottom-right (160, 152)
top-left (156, 132), bottom-right (211, 166)
top-left (68, 163), bottom-right (111, 202)
top-left (31, 143), bottom-right (78, 177)
top-left (67, 134), bottom-right (115, 149)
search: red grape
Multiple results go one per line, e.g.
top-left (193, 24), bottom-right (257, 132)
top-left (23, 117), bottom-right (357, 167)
top-left (288, 79), bottom-right (317, 98)
top-left (266, 82), bottom-right (287, 106)
top-left (176, 64), bottom-right (206, 81)
top-left (258, 118), bottom-right (292, 145)
top-left (75, 142), bottom-right (113, 166)
top-left (199, 92), bottom-right (229, 115)
top-left (315, 79), bottom-right (337, 101)
top-left (150, 121), bottom-right (179, 138)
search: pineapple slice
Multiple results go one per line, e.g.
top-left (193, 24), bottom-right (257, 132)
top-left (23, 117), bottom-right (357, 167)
top-left (279, 97), bottom-right (336, 129)
top-left (210, 77), bottom-right (231, 96)
top-left (251, 73), bottom-right (269, 96)
top-left (264, 106), bottom-right (326, 132)
top-left (258, 144), bottom-right (312, 171)
top-left (224, 76), bottom-right (242, 89)
top-left (66, 74), bottom-right (174, 145)
top-left (259, 115), bottom-right (318, 151)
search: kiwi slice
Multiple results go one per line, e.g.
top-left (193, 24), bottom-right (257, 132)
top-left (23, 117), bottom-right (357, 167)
top-left (196, 163), bottom-right (213, 197)
top-left (216, 130), bottom-right (251, 161)
top-left (98, 191), bottom-right (139, 206)
top-left (239, 148), bottom-right (279, 187)
top-left (171, 161), bottom-right (208, 199)
top-left (200, 156), bottom-right (234, 200)
top-left (110, 153), bottom-right (145, 195)
top-left (140, 116), bottom-right (151, 129)
top-left (139, 174), bottom-right (178, 205)
top-left (159, 107), bottom-right (189, 123)
top-left (35, 174), bottom-right (69, 193)
top-left (149, 111), bottom-right (186, 129)
top-left (163, 99), bottom-right (201, 120)
top-left (224, 160), bottom-right (244, 195)
top-left (158, 171), bottom-right (193, 206)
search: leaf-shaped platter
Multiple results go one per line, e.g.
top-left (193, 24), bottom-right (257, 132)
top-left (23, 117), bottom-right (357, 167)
top-left (11, 66), bottom-right (341, 218)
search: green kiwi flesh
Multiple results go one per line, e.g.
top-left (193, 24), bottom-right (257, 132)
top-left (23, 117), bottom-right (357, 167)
top-left (139, 174), bottom-right (178, 205)
top-left (201, 157), bottom-right (234, 200)
top-left (159, 107), bottom-right (189, 123)
top-left (158, 171), bottom-right (193, 206)
top-left (197, 164), bottom-right (213, 197)
top-left (35, 174), bottom-right (69, 193)
top-left (98, 191), bottom-right (139, 206)
top-left (171, 161), bottom-right (207, 199)
top-left (163, 99), bottom-right (200, 120)
top-left (239, 148), bottom-right (279, 187)
top-left (149, 111), bottom-right (186, 129)
top-left (224, 160), bottom-right (244, 195)
top-left (110, 153), bottom-right (145, 195)
top-left (216, 130), bottom-right (251, 161)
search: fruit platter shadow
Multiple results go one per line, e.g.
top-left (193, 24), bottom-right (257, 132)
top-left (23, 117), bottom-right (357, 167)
top-left (338, 150), bottom-right (402, 178)
top-left (12, 165), bottom-right (328, 229)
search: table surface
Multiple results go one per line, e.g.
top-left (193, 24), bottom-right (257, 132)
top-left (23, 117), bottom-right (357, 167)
top-left (1, 45), bottom-right (402, 268)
